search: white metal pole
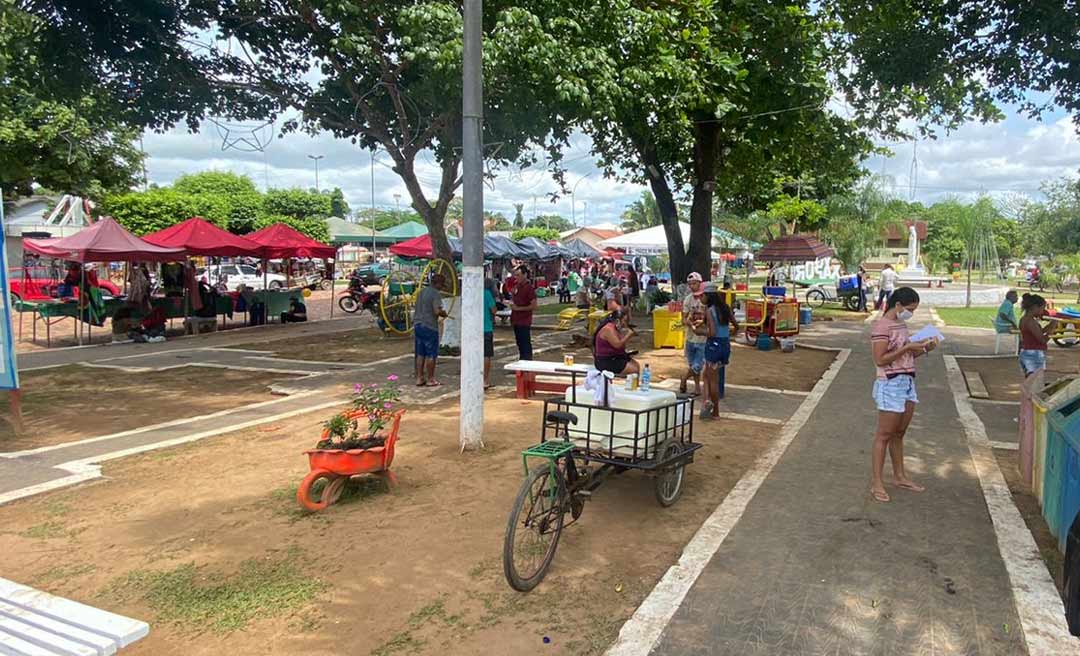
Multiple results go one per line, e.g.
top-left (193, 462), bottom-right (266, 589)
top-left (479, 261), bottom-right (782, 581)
top-left (459, 0), bottom-right (485, 451)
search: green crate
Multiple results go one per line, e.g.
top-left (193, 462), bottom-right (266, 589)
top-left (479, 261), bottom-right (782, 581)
top-left (521, 441), bottom-right (573, 476)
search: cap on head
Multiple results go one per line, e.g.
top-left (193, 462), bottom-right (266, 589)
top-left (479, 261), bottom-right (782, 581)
top-left (687, 272), bottom-right (703, 283)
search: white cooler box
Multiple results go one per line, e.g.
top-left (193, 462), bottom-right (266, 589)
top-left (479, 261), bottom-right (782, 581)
top-left (560, 386), bottom-right (687, 459)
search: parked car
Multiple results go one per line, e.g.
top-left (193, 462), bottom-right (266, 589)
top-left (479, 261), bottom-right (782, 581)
top-left (197, 264), bottom-right (287, 292)
top-left (353, 262), bottom-right (391, 286)
top-left (8, 265), bottom-right (121, 303)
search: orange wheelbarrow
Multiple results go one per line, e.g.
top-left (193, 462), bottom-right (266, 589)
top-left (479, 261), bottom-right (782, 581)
top-left (296, 409), bottom-right (405, 511)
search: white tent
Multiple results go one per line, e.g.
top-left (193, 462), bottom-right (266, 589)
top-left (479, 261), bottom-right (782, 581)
top-left (598, 222), bottom-right (717, 255)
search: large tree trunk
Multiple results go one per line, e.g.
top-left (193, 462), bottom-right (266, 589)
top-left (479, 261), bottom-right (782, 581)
top-left (396, 152), bottom-right (459, 263)
top-left (642, 147), bottom-right (688, 284)
top-left (687, 122), bottom-right (720, 281)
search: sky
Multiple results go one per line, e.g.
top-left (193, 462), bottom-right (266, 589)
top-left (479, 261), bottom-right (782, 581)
top-left (139, 101), bottom-right (1080, 226)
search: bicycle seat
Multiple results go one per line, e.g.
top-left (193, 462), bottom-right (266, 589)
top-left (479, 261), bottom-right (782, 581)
top-left (546, 411), bottom-right (578, 426)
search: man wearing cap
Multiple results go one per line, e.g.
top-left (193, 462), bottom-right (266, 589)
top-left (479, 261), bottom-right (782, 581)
top-left (679, 272), bottom-right (708, 394)
top-left (414, 273), bottom-right (448, 386)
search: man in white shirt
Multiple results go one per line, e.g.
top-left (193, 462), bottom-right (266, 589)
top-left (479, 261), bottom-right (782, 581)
top-left (877, 264), bottom-right (897, 311)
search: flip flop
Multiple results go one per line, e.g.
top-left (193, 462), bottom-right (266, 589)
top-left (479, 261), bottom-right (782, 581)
top-left (427, 380), bottom-right (443, 387)
top-left (894, 481), bottom-right (925, 493)
top-left (870, 488), bottom-right (891, 503)
top-left (416, 381), bottom-right (427, 387)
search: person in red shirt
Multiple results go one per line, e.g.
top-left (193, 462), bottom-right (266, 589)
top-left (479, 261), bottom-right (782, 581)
top-left (509, 265), bottom-right (537, 360)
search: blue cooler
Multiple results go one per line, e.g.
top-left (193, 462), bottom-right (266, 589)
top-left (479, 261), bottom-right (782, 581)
top-left (763, 286), bottom-right (787, 297)
top-left (756, 333), bottom-right (772, 351)
top-left (838, 275), bottom-right (859, 291)
top-left (799, 307), bottom-right (813, 325)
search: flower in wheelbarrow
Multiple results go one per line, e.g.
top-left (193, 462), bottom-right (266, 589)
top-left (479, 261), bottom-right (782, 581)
top-left (383, 402), bottom-right (393, 409)
top-left (387, 374), bottom-right (399, 381)
top-left (353, 383), bottom-right (363, 393)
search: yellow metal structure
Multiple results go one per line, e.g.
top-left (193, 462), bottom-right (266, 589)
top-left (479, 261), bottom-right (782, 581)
top-left (557, 307), bottom-right (588, 330)
top-left (377, 259), bottom-right (458, 335)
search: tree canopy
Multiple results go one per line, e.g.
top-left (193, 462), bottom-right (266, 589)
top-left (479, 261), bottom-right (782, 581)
top-left (100, 172), bottom-right (331, 241)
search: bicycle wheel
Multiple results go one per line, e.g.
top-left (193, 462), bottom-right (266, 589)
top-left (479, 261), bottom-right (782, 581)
top-left (805, 289), bottom-right (826, 308)
top-left (653, 441), bottom-right (686, 507)
top-left (503, 466), bottom-right (567, 592)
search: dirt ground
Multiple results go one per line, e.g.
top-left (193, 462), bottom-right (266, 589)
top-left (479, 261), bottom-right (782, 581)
top-left (228, 326), bottom-right (516, 364)
top-left (958, 351), bottom-right (1080, 402)
top-left (994, 449), bottom-right (1064, 597)
top-left (0, 365), bottom-right (293, 451)
top-left (0, 396), bottom-right (785, 656)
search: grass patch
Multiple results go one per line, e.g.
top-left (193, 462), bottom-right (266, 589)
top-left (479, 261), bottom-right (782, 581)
top-left (105, 548), bottom-right (319, 632)
top-left (372, 596), bottom-right (463, 656)
top-left (936, 306), bottom-right (998, 328)
top-left (535, 302), bottom-right (572, 315)
top-left (21, 521), bottom-right (68, 540)
top-left (269, 477), bottom-right (388, 522)
top-left (34, 563), bottom-right (96, 585)
top-left (810, 306), bottom-right (866, 321)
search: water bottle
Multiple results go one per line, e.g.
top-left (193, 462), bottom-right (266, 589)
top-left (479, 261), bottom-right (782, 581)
top-left (641, 364), bottom-right (651, 392)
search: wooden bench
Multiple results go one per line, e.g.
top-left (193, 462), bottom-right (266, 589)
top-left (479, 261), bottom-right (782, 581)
top-left (504, 360), bottom-right (591, 399)
top-left (0, 577), bottom-right (149, 655)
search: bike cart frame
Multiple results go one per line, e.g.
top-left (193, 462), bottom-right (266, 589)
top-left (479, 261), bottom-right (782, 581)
top-left (742, 297), bottom-right (800, 344)
top-left (502, 381), bottom-right (699, 592)
top-left (1049, 312), bottom-right (1080, 348)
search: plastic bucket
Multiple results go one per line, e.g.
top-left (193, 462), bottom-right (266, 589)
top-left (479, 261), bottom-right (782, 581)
top-left (799, 307), bottom-right (813, 325)
top-left (780, 337), bottom-right (796, 353)
top-left (756, 333), bottom-right (772, 351)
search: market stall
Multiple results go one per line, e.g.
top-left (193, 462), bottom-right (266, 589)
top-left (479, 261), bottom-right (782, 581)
top-left (23, 218), bottom-right (185, 345)
top-left (745, 234), bottom-right (836, 349)
top-left (245, 223), bottom-right (339, 319)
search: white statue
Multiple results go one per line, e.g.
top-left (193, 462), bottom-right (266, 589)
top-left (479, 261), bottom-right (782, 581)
top-left (903, 224), bottom-right (924, 273)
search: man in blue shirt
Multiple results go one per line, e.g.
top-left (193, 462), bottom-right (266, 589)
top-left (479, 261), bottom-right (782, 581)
top-left (483, 278), bottom-right (497, 388)
top-left (995, 289), bottom-right (1019, 334)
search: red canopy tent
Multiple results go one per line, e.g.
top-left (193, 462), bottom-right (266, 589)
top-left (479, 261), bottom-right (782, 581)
top-left (245, 223), bottom-right (337, 259)
top-left (388, 234), bottom-right (434, 258)
top-left (143, 217), bottom-right (264, 257)
top-left (24, 217), bottom-right (185, 262)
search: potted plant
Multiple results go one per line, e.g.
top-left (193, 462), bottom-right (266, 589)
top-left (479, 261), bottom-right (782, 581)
top-left (297, 375), bottom-right (406, 511)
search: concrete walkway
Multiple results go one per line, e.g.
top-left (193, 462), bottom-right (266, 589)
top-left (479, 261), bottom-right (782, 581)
top-left (639, 312), bottom-right (1033, 655)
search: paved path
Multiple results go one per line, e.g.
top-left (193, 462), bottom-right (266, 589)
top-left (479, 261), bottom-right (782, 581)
top-left (648, 311), bottom-right (1030, 655)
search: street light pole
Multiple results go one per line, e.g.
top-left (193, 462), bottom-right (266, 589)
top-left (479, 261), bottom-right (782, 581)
top-left (571, 173), bottom-right (591, 227)
top-left (370, 149), bottom-right (377, 257)
top-left (393, 193), bottom-right (401, 216)
top-left (307, 154), bottom-right (324, 191)
top-left (459, 0), bottom-right (484, 450)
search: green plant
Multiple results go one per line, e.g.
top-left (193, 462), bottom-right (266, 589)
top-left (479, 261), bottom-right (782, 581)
top-left (316, 375), bottom-right (402, 450)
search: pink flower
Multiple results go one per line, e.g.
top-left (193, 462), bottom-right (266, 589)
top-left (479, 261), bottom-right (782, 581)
top-left (353, 383), bottom-right (363, 393)
top-left (383, 402), bottom-right (393, 409)
top-left (387, 374), bottom-right (399, 381)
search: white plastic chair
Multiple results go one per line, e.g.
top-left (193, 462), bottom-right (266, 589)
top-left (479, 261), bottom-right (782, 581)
top-left (992, 319), bottom-right (1018, 354)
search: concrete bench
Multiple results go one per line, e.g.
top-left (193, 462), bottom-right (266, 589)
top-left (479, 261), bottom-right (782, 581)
top-left (504, 360), bottom-right (591, 399)
top-left (183, 316), bottom-right (218, 335)
top-left (0, 577), bottom-right (149, 655)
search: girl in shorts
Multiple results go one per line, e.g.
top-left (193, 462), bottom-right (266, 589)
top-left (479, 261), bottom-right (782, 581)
top-left (869, 287), bottom-right (937, 502)
top-left (1018, 293), bottom-right (1055, 378)
top-left (700, 284), bottom-right (739, 420)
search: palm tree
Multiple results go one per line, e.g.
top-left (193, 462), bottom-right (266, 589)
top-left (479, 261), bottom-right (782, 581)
top-left (953, 197), bottom-right (1000, 308)
top-left (620, 191), bottom-right (662, 232)
top-left (823, 177), bottom-right (898, 271)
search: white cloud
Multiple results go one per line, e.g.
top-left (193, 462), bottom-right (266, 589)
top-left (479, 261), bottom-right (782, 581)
top-left (141, 110), bottom-right (1080, 225)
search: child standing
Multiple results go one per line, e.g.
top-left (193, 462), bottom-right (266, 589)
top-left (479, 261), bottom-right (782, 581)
top-left (700, 283), bottom-right (739, 420)
top-left (1018, 293), bottom-right (1058, 484)
top-left (869, 287), bottom-right (937, 502)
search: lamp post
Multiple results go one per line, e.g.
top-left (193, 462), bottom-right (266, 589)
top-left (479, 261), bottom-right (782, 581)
top-left (307, 154), bottom-right (324, 190)
top-left (393, 193), bottom-right (401, 216)
top-left (370, 150), bottom-right (377, 257)
top-left (570, 173), bottom-right (591, 227)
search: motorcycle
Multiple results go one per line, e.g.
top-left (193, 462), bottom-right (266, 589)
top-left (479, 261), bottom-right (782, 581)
top-left (338, 277), bottom-right (380, 314)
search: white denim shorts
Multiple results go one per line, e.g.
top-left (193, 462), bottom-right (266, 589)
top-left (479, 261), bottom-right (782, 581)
top-left (872, 375), bottom-right (918, 413)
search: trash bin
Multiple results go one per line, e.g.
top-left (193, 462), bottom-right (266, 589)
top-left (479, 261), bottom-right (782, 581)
top-left (1065, 511), bottom-right (1080, 635)
top-left (799, 307), bottom-right (813, 325)
top-left (1034, 377), bottom-right (1080, 508)
top-left (1046, 396), bottom-right (1080, 546)
top-left (651, 308), bottom-right (685, 349)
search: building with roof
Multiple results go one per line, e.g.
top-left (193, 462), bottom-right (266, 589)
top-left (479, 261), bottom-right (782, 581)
top-left (559, 226), bottom-right (623, 250)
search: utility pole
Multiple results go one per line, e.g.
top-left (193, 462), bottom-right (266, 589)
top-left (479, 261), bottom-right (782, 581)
top-left (571, 173), bottom-right (591, 227)
top-left (459, 0), bottom-right (484, 450)
top-left (394, 193), bottom-right (401, 216)
top-left (307, 154), bottom-right (324, 190)
top-left (370, 150), bottom-right (377, 257)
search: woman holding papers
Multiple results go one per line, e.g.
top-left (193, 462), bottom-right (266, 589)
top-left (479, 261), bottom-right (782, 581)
top-left (869, 287), bottom-right (939, 503)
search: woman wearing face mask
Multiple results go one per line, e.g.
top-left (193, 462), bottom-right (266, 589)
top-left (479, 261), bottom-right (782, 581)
top-left (869, 287), bottom-right (937, 502)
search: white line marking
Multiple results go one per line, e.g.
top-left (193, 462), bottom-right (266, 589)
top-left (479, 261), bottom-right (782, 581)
top-left (724, 383), bottom-right (809, 396)
top-left (244, 355), bottom-right (366, 367)
top-left (187, 362), bottom-right (323, 376)
top-left (943, 354), bottom-right (1078, 655)
top-left (972, 398), bottom-right (1021, 407)
top-left (954, 353), bottom-right (1019, 360)
top-left (18, 363), bottom-right (69, 373)
top-left (605, 348), bottom-right (850, 656)
top-left (714, 413), bottom-right (783, 426)
top-left (0, 391), bottom-right (321, 458)
top-left (0, 399), bottom-right (346, 507)
top-left (929, 308), bottom-right (946, 328)
top-left (990, 441), bottom-right (1020, 451)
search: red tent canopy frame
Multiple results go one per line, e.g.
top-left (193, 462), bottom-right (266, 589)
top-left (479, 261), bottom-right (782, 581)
top-left (144, 217), bottom-right (265, 257)
top-left (388, 234), bottom-right (435, 258)
top-left (23, 217), bottom-right (185, 263)
top-left (245, 223), bottom-right (337, 259)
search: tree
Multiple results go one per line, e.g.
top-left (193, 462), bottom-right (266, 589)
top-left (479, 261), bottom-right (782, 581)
top-left (328, 188), bottom-right (350, 217)
top-left (172, 171), bottom-right (257, 197)
top-left (952, 197), bottom-right (1001, 307)
top-left (1059, 254), bottom-right (1080, 303)
top-left (576, 0), bottom-right (872, 283)
top-left (513, 204), bottom-right (525, 229)
top-left (991, 216), bottom-right (1022, 267)
top-left (822, 1), bottom-right (1080, 136)
top-left (1020, 176), bottom-right (1080, 257)
top-left (823, 178), bottom-right (900, 270)
top-left (0, 8), bottom-right (144, 199)
top-left (355, 207), bottom-right (420, 232)
top-left (512, 227), bottom-right (560, 242)
top-left (263, 189), bottom-right (333, 222)
top-left (488, 212), bottom-right (513, 231)
top-left (528, 214), bottom-right (573, 232)
top-left (765, 195), bottom-right (828, 235)
top-left (621, 191), bottom-right (662, 232)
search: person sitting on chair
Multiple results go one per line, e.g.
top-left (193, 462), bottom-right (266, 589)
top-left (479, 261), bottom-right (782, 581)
top-left (281, 296), bottom-right (308, 323)
top-left (593, 309), bottom-right (641, 376)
